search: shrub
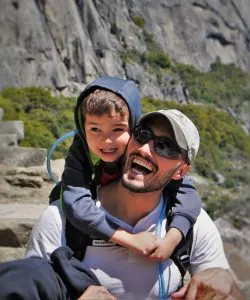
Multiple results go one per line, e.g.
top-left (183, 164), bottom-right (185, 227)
top-left (173, 57), bottom-right (250, 107)
top-left (143, 51), bottom-right (171, 69)
top-left (120, 49), bottom-right (142, 64)
top-left (132, 16), bottom-right (145, 29)
top-left (0, 87), bottom-right (76, 158)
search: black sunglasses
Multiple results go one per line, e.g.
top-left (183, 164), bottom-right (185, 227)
top-left (132, 125), bottom-right (183, 160)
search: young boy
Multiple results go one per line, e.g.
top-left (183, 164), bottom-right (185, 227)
top-left (50, 76), bottom-right (201, 260)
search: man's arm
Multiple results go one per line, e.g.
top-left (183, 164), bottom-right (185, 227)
top-left (171, 209), bottom-right (243, 299)
top-left (189, 209), bottom-right (230, 274)
top-left (172, 268), bottom-right (243, 299)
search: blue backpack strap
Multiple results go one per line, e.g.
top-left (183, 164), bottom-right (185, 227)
top-left (47, 130), bottom-right (77, 183)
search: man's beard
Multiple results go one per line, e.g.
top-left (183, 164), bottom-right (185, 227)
top-left (121, 174), bottom-right (171, 193)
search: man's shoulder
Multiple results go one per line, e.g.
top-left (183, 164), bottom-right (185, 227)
top-left (193, 208), bottom-right (218, 239)
top-left (196, 208), bottom-right (212, 224)
top-left (40, 200), bottom-right (66, 226)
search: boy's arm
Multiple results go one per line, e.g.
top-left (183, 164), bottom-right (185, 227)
top-left (61, 136), bottom-right (118, 240)
top-left (61, 135), bottom-right (158, 255)
top-left (147, 176), bottom-right (201, 261)
top-left (168, 175), bottom-right (201, 238)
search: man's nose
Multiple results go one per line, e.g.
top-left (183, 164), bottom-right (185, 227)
top-left (137, 141), bottom-right (153, 157)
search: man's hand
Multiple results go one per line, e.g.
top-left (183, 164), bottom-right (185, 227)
top-left (78, 286), bottom-right (116, 300)
top-left (171, 268), bottom-right (244, 300)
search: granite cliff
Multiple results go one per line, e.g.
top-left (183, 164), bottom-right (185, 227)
top-left (1, 0), bottom-right (250, 97)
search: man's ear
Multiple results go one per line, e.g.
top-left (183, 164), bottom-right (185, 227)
top-left (172, 163), bottom-right (190, 180)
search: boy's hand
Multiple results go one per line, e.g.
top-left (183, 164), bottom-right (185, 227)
top-left (148, 227), bottom-right (183, 261)
top-left (110, 229), bottom-right (158, 255)
top-left (129, 231), bottom-right (158, 255)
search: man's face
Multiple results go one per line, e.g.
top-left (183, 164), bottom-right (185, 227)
top-left (121, 118), bottom-right (189, 193)
top-left (85, 111), bottom-right (130, 162)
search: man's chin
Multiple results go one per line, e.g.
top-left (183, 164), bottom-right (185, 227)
top-left (121, 176), bottom-right (147, 193)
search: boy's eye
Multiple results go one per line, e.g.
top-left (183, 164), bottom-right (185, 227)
top-left (113, 128), bottom-right (125, 132)
top-left (90, 127), bottom-right (100, 132)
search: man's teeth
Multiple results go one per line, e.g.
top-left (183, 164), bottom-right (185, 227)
top-left (133, 157), bottom-right (153, 172)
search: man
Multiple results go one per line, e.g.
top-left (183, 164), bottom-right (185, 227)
top-left (0, 110), bottom-right (242, 299)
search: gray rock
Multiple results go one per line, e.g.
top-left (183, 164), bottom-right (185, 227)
top-left (0, 146), bottom-right (46, 167)
top-left (212, 171), bottom-right (226, 184)
top-left (0, 134), bottom-right (17, 146)
top-left (1, 0), bottom-right (249, 87)
top-left (0, 0), bottom-right (249, 133)
top-left (5, 174), bottom-right (43, 188)
top-left (0, 204), bottom-right (47, 247)
top-left (215, 217), bottom-right (250, 263)
top-left (0, 121), bottom-right (24, 142)
top-left (0, 164), bottom-right (57, 204)
top-left (0, 247), bottom-right (25, 262)
top-left (169, 84), bottom-right (188, 103)
top-left (0, 108), bottom-right (3, 121)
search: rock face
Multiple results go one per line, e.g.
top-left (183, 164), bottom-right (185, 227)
top-left (215, 218), bottom-right (250, 298)
top-left (1, 0), bottom-right (250, 133)
top-left (0, 0), bottom-right (250, 91)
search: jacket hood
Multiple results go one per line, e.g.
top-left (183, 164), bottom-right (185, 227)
top-left (74, 76), bottom-right (142, 167)
top-left (74, 76), bottom-right (141, 135)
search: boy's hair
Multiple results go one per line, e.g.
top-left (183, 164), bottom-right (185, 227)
top-left (81, 89), bottom-right (129, 118)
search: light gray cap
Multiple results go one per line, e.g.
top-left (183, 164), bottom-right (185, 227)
top-left (137, 109), bottom-right (200, 163)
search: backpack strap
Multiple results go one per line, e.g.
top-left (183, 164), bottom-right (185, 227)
top-left (65, 221), bottom-right (90, 261)
top-left (166, 187), bottom-right (193, 285)
top-left (170, 229), bottom-right (193, 286)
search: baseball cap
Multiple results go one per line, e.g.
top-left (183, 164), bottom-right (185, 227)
top-left (137, 109), bottom-right (200, 163)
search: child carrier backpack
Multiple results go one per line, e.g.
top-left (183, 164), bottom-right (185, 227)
top-left (47, 132), bottom-right (194, 286)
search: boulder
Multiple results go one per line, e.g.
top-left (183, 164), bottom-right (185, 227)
top-left (215, 217), bottom-right (250, 262)
top-left (0, 108), bottom-right (3, 121)
top-left (0, 204), bottom-right (47, 247)
top-left (0, 134), bottom-right (17, 147)
top-left (0, 247), bottom-right (25, 262)
top-left (0, 121), bottom-right (24, 142)
top-left (0, 146), bottom-right (47, 167)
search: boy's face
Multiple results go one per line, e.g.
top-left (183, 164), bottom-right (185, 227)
top-left (84, 111), bottom-right (130, 162)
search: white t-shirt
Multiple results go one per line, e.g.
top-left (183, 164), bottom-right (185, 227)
top-left (26, 199), bottom-right (229, 299)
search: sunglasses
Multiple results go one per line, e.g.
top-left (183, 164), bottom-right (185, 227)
top-left (132, 125), bottom-right (183, 160)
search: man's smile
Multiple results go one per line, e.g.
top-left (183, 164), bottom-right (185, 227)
top-left (129, 154), bottom-right (156, 176)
